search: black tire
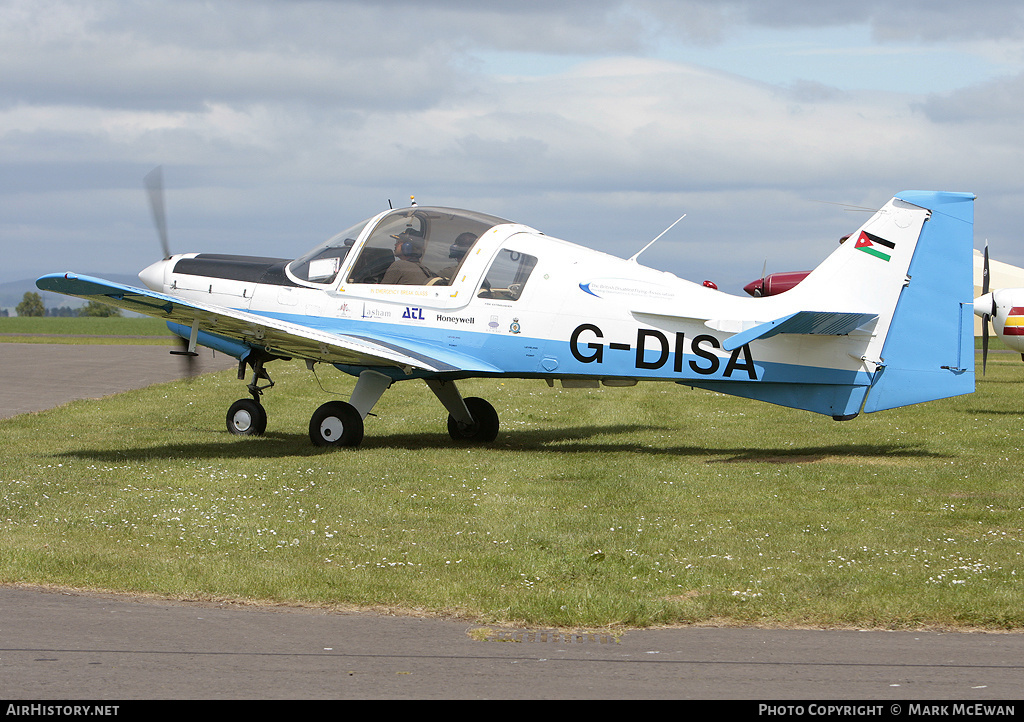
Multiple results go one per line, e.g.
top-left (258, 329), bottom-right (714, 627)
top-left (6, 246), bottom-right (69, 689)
top-left (226, 398), bottom-right (267, 436)
top-left (309, 401), bottom-right (364, 448)
top-left (447, 397), bottom-right (499, 443)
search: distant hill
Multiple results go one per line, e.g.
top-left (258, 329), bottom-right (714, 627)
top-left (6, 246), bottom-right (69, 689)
top-left (1, 274), bottom-right (142, 314)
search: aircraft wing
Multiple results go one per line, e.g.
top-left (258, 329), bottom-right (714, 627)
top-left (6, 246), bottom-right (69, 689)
top-left (36, 273), bottom-right (493, 374)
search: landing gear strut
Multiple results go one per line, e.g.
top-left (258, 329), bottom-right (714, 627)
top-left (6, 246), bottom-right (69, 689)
top-left (446, 396), bottom-right (499, 443)
top-left (306, 375), bottom-right (500, 448)
top-left (225, 356), bottom-right (275, 437)
top-left (225, 359), bottom-right (502, 448)
top-left (426, 379), bottom-right (500, 443)
top-left (307, 369), bottom-right (391, 448)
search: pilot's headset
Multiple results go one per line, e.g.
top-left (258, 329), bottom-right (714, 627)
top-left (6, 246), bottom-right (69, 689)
top-left (395, 232), bottom-right (424, 259)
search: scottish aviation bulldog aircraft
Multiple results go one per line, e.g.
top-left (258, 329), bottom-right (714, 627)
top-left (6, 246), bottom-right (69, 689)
top-left (37, 183), bottom-right (977, 448)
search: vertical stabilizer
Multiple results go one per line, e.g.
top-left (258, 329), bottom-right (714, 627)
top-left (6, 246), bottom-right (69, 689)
top-left (862, 191), bottom-right (975, 412)
top-left (687, 191), bottom-right (975, 418)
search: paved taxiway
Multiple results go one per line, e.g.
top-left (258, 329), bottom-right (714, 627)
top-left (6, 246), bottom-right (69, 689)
top-left (3, 585), bottom-right (1024, 700)
top-left (0, 342), bottom-right (234, 419)
top-left (1, 342), bottom-right (1022, 699)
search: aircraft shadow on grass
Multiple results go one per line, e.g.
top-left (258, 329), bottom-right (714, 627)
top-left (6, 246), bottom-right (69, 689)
top-left (960, 407), bottom-right (1024, 416)
top-left (55, 424), bottom-right (949, 464)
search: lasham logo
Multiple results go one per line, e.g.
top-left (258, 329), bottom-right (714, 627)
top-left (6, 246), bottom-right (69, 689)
top-left (361, 305), bottom-right (392, 320)
top-left (436, 314), bottom-right (475, 325)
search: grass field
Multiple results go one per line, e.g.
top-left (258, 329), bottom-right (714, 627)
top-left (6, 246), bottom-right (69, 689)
top-left (1, 339), bottom-right (1022, 631)
top-left (0, 316), bottom-right (173, 344)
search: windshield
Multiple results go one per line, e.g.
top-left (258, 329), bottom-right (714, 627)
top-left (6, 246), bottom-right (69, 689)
top-left (287, 218), bottom-right (372, 286)
top-left (347, 207), bottom-right (511, 286)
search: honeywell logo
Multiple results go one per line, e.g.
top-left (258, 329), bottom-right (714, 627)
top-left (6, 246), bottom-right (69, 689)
top-left (436, 314), bottom-right (475, 325)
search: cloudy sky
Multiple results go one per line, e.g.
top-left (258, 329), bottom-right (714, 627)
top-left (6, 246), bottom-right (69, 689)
top-left (3, 0), bottom-right (1024, 294)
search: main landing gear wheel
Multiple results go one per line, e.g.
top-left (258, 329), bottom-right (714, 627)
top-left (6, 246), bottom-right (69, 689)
top-left (447, 397), bottom-right (499, 443)
top-left (226, 398), bottom-right (267, 436)
top-left (309, 401), bottom-right (364, 448)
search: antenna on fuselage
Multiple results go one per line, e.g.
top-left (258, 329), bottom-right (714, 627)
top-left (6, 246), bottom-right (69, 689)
top-left (807, 199), bottom-right (875, 213)
top-left (628, 213), bottom-right (686, 263)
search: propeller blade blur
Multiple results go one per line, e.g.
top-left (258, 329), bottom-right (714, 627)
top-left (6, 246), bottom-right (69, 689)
top-left (143, 166), bottom-right (171, 259)
top-left (983, 243), bottom-right (990, 374)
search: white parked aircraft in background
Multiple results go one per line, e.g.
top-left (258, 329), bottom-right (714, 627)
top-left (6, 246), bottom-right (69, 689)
top-left (975, 244), bottom-right (1024, 372)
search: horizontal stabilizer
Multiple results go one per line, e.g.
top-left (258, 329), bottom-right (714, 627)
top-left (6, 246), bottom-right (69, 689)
top-left (721, 311), bottom-right (878, 352)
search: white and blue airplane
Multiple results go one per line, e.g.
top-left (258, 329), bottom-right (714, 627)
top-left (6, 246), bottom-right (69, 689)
top-left (37, 183), bottom-right (977, 448)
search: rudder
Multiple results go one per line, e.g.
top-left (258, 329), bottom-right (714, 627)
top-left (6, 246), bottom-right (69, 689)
top-left (862, 191), bottom-right (976, 412)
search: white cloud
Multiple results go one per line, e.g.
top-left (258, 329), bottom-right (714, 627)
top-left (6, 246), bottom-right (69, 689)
top-left (3, 0), bottom-right (1024, 290)
top-left (661, 0), bottom-right (1024, 42)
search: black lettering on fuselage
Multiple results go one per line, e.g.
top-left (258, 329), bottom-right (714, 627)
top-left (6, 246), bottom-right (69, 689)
top-left (570, 323), bottom-right (604, 363)
top-left (568, 323), bottom-right (758, 379)
top-left (636, 329), bottom-right (669, 369)
top-left (724, 342), bottom-right (758, 380)
top-left (689, 334), bottom-right (720, 375)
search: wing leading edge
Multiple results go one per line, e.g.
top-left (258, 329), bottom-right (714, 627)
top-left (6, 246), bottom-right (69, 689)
top-left (35, 273), bottom-right (490, 374)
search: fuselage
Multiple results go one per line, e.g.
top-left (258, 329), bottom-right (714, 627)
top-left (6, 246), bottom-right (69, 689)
top-left (137, 205), bottom-right (880, 391)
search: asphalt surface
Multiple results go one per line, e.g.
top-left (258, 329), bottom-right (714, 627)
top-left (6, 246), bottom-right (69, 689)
top-left (0, 342), bottom-right (234, 419)
top-left (1, 342), bottom-right (1022, 701)
top-left (3, 585), bottom-right (1024, 701)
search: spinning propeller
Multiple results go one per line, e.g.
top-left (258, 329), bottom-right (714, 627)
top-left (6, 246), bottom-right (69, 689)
top-left (972, 243), bottom-right (1024, 372)
top-left (143, 166), bottom-right (197, 378)
top-left (143, 166), bottom-right (172, 260)
top-left (978, 243), bottom-right (994, 374)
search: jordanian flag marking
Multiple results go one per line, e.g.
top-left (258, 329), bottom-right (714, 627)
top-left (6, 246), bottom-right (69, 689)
top-left (854, 231), bottom-right (896, 262)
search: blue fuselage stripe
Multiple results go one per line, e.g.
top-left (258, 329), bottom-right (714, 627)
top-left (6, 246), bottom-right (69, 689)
top-left (242, 309), bottom-right (872, 387)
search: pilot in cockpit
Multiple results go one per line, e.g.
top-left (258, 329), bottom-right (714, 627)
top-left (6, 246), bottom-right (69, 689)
top-left (381, 230), bottom-right (432, 284)
top-left (439, 232), bottom-right (477, 284)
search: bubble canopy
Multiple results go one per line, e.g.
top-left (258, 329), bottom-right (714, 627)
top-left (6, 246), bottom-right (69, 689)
top-left (286, 207), bottom-right (512, 288)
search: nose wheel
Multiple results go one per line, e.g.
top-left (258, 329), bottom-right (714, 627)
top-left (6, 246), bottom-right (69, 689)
top-left (226, 356), bottom-right (274, 437)
top-left (226, 398), bottom-right (267, 436)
